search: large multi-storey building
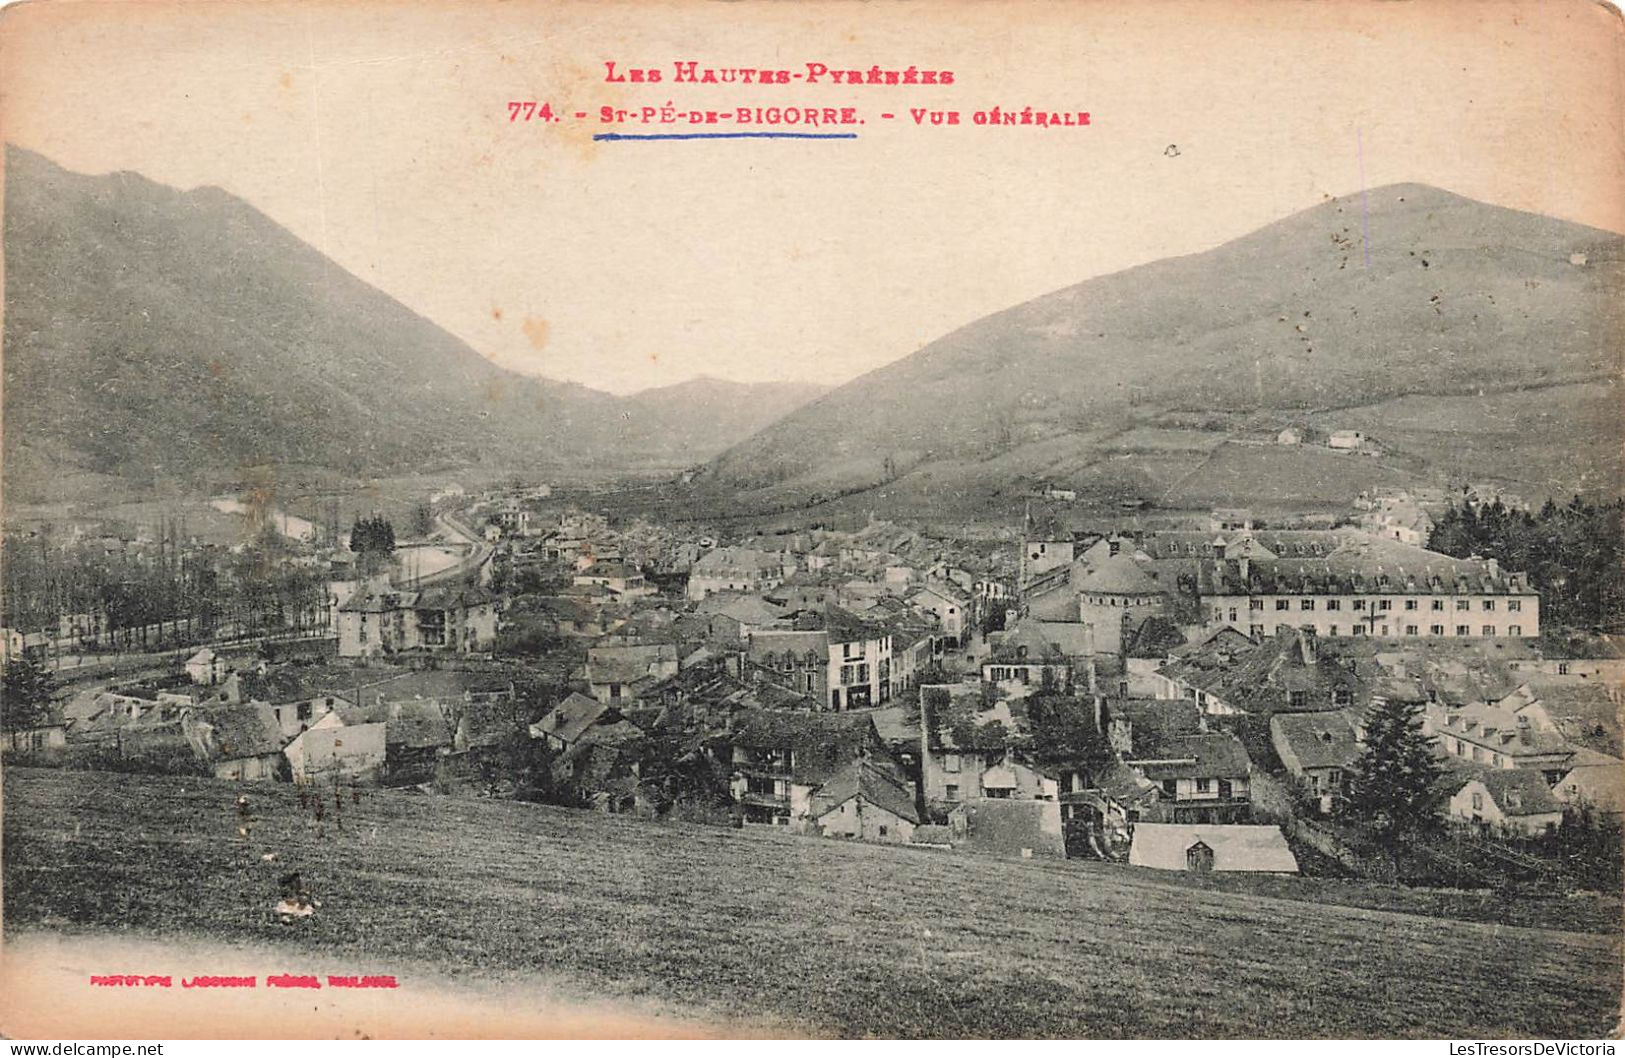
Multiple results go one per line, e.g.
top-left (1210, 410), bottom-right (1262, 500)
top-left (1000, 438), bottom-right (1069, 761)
top-left (1181, 531), bottom-right (1539, 641)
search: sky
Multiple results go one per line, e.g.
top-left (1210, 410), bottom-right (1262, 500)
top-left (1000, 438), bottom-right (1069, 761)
top-left (2, 0), bottom-right (1622, 395)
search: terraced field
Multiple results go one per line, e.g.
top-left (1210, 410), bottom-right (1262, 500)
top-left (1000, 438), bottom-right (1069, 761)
top-left (3, 768), bottom-right (1619, 1038)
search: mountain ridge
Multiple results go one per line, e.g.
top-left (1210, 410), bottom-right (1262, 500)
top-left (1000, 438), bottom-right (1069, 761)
top-left (696, 181), bottom-right (1624, 513)
top-left (0, 146), bottom-right (824, 501)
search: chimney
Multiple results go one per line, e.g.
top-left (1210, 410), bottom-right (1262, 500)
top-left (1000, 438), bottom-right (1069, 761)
top-left (1108, 537), bottom-right (1121, 558)
top-left (1297, 626), bottom-right (1317, 665)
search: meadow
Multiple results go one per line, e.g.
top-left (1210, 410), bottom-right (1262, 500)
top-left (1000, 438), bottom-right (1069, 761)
top-left (3, 767), bottom-right (1619, 1038)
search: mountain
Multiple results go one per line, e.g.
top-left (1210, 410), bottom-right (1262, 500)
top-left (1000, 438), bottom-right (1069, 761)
top-left (1, 147), bottom-right (821, 502)
top-left (699, 184), bottom-right (1624, 515)
top-left (626, 377), bottom-right (828, 464)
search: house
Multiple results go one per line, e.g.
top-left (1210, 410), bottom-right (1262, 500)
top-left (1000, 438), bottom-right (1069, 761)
top-left (729, 709), bottom-right (904, 831)
top-left (284, 722), bottom-right (387, 785)
top-left (1129, 732), bottom-right (1252, 823)
top-left (907, 584), bottom-right (971, 646)
top-left (747, 629), bottom-right (829, 701)
top-left (695, 592), bottom-right (787, 641)
top-left (586, 643), bottom-right (679, 703)
top-left (530, 692), bottom-right (622, 750)
top-left (982, 621), bottom-right (1071, 700)
top-left (1209, 509), bottom-right (1254, 533)
top-left (1500, 679), bottom-right (1623, 758)
top-left (1553, 753), bottom-right (1625, 819)
top-left (1442, 764), bottom-right (1565, 837)
top-left (550, 721), bottom-right (645, 812)
top-left (1106, 697), bottom-right (1205, 757)
top-left (823, 607), bottom-right (895, 710)
top-left (686, 547), bottom-right (790, 600)
top-left (947, 798), bottom-right (1066, 858)
top-left (1269, 710), bottom-right (1361, 810)
top-left (1155, 627), bottom-right (1361, 718)
top-left (4, 709), bottom-right (68, 754)
top-left (572, 561), bottom-right (656, 599)
top-left (807, 759), bottom-right (921, 843)
top-left (1328, 429), bottom-right (1365, 450)
top-left (182, 704), bottom-right (288, 781)
top-left (338, 698), bottom-right (454, 785)
top-left (1432, 702), bottom-right (1574, 783)
top-left (1276, 427), bottom-right (1302, 445)
top-left (184, 648), bottom-right (227, 686)
top-left (1128, 823), bottom-right (1299, 873)
top-left (336, 583), bottom-right (498, 657)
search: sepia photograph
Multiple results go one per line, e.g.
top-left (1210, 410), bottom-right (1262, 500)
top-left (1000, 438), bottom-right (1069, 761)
top-left (0, 0), bottom-right (1622, 1042)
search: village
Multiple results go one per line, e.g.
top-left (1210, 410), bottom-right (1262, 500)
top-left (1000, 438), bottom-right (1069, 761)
top-left (3, 476), bottom-right (1622, 895)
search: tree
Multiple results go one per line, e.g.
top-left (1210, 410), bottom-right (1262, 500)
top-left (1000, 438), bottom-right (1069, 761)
top-left (1343, 697), bottom-right (1444, 834)
top-left (349, 516), bottom-right (397, 576)
top-left (1024, 693), bottom-right (1115, 785)
top-left (2, 654), bottom-right (56, 732)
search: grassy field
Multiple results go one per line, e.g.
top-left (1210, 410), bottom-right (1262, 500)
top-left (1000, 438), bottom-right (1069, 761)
top-left (3, 767), bottom-right (1620, 1038)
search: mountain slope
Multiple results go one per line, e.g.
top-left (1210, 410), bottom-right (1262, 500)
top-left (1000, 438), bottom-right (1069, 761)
top-left (1, 147), bottom-right (822, 500)
top-left (702, 184), bottom-right (1624, 510)
top-left (627, 376), bottom-right (828, 463)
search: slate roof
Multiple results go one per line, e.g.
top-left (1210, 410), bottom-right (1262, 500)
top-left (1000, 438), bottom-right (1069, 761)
top-left (188, 704), bottom-right (287, 761)
top-left (1076, 554), bottom-right (1163, 596)
top-left (533, 692), bottom-right (613, 744)
top-left (810, 759), bottom-right (921, 825)
top-left (339, 699), bottom-right (453, 750)
top-left (1133, 732), bottom-right (1251, 781)
top-left (1128, 823), bottom-right (1299, 872)
top-left (1158, 630), bottom-right (1362, 716)
top-left (1270, 710), bottom-right (1361, 771)
top-left (1443, 761), bottom-right (1565, 817)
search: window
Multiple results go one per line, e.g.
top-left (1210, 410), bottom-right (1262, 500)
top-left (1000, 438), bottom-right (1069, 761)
top-left (1378, 600), bottom-right (1392, 612)
top-left (1482, 600), bottom-right (1496, 612)
top-left (1456, 599), bottom-right (1470, 611)
top-left (944, 753), bottom-right (962, 773)
top-left (1471, 791), bottom-right (1483, 811)
top-left (1405, 625), bottom-right (1418, 636)
top-left (1249, 599), bottom-right (1264, 611)
top-left (1432, 599), bottom-right (1445, 611)
top-left (1508, 600), bottom-right (1521, 612)
top-left (1431, 625), bottom-right (1444, 636)
top-left (1289, 690), bottom-right (1307, 709)
top-left (1228, 608), bottom-right (1239, 623)
top-left (1509, 625), bottom-right (1522, 637)
top-left (1326, 599), bottom-right (1341, 611)
top-left (879, 826), bottom-right (889, 837)
top-left (1558, 663), bottom-right (1571, 676)
top-left (1352, 599), bottom-right (1366, 611)
top-left (1351, 625), bottom-right (1364, 636)
top-left (1405, 599), bottom-right (1418, 611)
top-left (1456, 625), bottom-right (1469, 636)
top-left (1300, 599), bottom-right (1315, 611)
top-left (1275, 599), bottom-right (1290, 611)
top-left (945, 784), bottom-right (960, 801)
top-left (1328, 625), bottom-right (1338, 636)
top-left (1195, 778), bottom-right (1212, 793)
top-left (1483, 625), bottom-right (1495, 637)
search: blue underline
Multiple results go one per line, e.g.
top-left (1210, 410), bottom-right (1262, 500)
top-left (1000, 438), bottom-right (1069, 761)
top-left (593, 131), bottom-right (859, 142)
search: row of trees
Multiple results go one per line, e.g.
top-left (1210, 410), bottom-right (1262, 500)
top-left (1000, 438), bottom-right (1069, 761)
top-left (1427, 496), bottom-right (1625, 632)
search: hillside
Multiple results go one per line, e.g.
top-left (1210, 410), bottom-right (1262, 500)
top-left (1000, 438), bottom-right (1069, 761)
top-left (0, 147), bottom-right (822, 501)
top-left (699, 184), bottom-right (1625, 514)
top-left (3, 768), bottom-right (1618, 1038)
top-left (627, 377), bottom-right (829, 464)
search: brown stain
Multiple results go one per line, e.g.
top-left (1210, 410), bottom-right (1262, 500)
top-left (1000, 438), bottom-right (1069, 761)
top-left (278, 71), bottom-right (293, 90)
top-left (490, 306), bottom-right (504, 322)
top-left (522, 316), bottom-right (549, 350)
top-left (483, 377), bottom-right (508, 404)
